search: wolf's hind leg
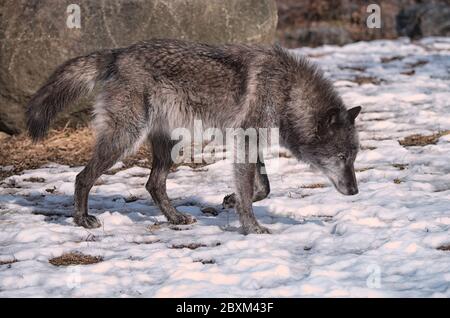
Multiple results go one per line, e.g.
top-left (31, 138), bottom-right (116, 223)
top-left (74, 129), bottom-right (140, 228)
top-left (146, 134), bottom-right (196, 225)
top-left (223, 159), bottom-right (270, 209)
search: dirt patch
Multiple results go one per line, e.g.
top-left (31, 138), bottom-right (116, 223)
top-left (399, 130), bottom-right (450, 147)
top-left (49, 252), bottom-right (103, 266)
top-left (147, 223), bottom-right (163, 233)
top-left (339, 65), bottom-right (367, 72)
top-left (278, 151), bottom-right (293, 158)
top-left (171, 243), bottom-right (206, 249)
top-left (392, 163), bottom-right (408, 170)
top-left (0, 259), bottom-right (18, 266)
top-left (380, 56), bottom-right (405, 63)
top-left (45, 186), bottom-right (56, 194)
top-left (171, 242), bottom-right (221, 250)
top-left (407, 60), bottom-right (428, 68)
top-left (400, 69), bottom-right (415, 76)
top-left (437, 245), bottom-right (450, 251)
top-left (194, 259), bottom-right (216, 265)
top-left (192, 168), bottom-right (209, 173)
top-left (74, 234), bottom-right (97, 243)
top-left (352, 76), bottom-right (384, 85)
top-left (356, 167), bottom-right (374, 172)
top-left (169, 225), bottom-right (193, 231)
top-left (124, 196), bottom-right (139, 203)
top-left (147, 222), bottom-right (195, 233)
top-left (288, 191), bottom-right (311, 199)
top-left (23, 177), bottom-right (46, 183)
top-left (361, 145), bottom-right (377, 150)
top-left (300, 183), bottom-right (327, 189)
top-left (132, 239), bottom-right (160, 245)
top-left (306, 52), bottom-right (330, 58)
top-left (201, 207), bottom-right (219, 216)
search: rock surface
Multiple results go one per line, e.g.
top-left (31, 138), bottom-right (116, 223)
top-left (0, 0), bottom-right (278, 134)
top-left (276, 0), bottom-right (450, 48)
top-left (397, 3), bottom-right (450, 38)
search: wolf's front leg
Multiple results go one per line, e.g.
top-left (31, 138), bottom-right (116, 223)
top-left (223, 159), bottom-right (270, 209)
top-left (233, 163), bottom-right (270, 234)
top-left (146, 135), bottom-right (196, 225)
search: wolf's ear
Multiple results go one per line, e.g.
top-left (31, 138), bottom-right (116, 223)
top-left (347, 106), bottom-right (362, 124)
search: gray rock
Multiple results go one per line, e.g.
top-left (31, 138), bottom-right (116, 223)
top-left (286, 26), bottom-right (353, 47)
top-left (397, 4), bottom-right (450, 38)
top-left (0, 0), bottom-right (278, 134)
top-left (276, 0), bottom-right (450, 48)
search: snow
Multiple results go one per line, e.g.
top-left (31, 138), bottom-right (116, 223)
top-left (1, 37), bottom-right (450, 297)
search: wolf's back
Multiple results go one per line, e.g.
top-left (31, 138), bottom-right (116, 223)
top-left (26, 52), bottom-right (107, 141)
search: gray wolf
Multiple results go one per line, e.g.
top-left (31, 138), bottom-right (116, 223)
top-left (26, 39), bottom-right (361, 234)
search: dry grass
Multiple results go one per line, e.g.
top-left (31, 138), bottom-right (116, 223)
top-left (1, 128), bottom-right (93, 180)
top-left (0, 127), bottom-right (210, 181)
top-left (393, 178), bottom-right (403, 184)
top-left (0, 127), bottom-right (152, 180)
top-left (399, 130), bottom-right (450, 147)
top-left (49, 252), bottom-right (103, 266)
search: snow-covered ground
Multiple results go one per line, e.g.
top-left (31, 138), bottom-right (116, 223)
top-left (1, 37), bottom-right (449, 297)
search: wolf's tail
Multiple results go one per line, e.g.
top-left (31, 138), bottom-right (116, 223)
top-left (26, 52), bottom-right (109, 141)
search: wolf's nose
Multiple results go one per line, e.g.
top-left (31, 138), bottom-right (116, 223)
top-left (347, 186), bottom-right (359, 195)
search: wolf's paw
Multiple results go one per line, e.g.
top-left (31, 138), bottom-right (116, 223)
top-left (222, 193), bottom-right (236, 209)
top-left (168, 213), bottom-right (196, 225)
top-left (74, 215), bottom-right (101, 229)
top-left (240, 224), bottom-right (271, 235)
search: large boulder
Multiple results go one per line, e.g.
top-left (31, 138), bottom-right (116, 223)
top-left (0, 0), bottom-right (278, 134)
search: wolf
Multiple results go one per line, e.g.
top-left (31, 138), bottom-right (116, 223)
top-left (26, 39), bottom-right (361, 234)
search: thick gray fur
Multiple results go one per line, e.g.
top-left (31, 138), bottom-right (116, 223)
top-left (26, 39), bottom-right (361, 234)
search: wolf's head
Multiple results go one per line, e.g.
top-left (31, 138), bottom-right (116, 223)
top-left (277, 52), bottom-right (361, 195)
top-left (282, 105), bottom-right (361, 195)
top-left (299, 106), bottom-right (361, 195)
